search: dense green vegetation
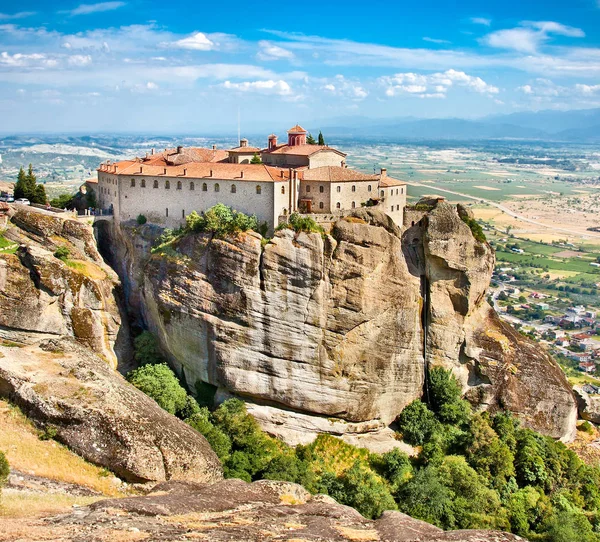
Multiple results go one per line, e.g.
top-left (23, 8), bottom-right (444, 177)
top-left (50, 193), bottom-right (75, 209)
top-left (276, 212), bottom-right (324, 234)
top-left (14, 165), bottom-right (46, 204)
top-left (128, 333), bottom-right (600, 540)
top-left (151, 204), bottom-right (264, 255)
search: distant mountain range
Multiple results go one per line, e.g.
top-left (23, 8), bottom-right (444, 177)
top-left (320, 108), bottom-right (600, 142)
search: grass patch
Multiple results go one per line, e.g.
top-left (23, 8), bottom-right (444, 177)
top-left (0, 233), bottom-right (17, 255)
top-left (0, 399), bottom-right (124, 496)
top-left (0, 490), bottom-right (101, 518)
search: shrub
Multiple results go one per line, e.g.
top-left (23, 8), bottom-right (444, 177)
top-left (186, 409), bottom-right (232, 461)
top-left (0, 450), bottom-right (9, 489)
top-left (186, 205), bottom-right (258, 237)
top-left (396, 400), bottom-right (439, 446)
top-left (277, 212), bottom-right (324, 234)
top-left (127, 363), bottom-right (188, 416)
top-left (50, 193), bottom-right (75, 209)
top-left (39, 424), bottom-right (58, 441)
top-left (427, 367), bottom-right (472, 425)
top-left (136, 214), bottom-right (147, 225)
top-left (579, 421), bottom-right (594, 435)
top-left (54, 246), bottom-right (70, 261)
top-left (461, 215), bottom-right (486, 243)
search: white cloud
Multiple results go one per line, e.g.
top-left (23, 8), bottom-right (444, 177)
top-left (67, 54), bottom-right (92, 66)
top-left (423, 37), bottom-right (451, 44)
top-left (483, 21), bottom-right (584, 53)
top-left (381, 69), bottom-right (498, 98)
top-left (69, 2), bottom-right (125, 16)
top-left (470, 17), bottom-right (491, 26)
top-left (519, 84), bottom-right (533, 94)
top-left (165, 31), bottom-right (214, 51)
top-left (0, 11), bottom-right (36, 20)
top-left (576, 83), bottom-right (600, 95)
top-left (0, 51), bottom-right (57, 68)
top-left (222, 79), bottom-right (291, 95)
top-left (257, 40), bottom-right (294, 61)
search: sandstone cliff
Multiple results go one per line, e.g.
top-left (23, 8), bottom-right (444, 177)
top-left (101, 203), bottom-right (576, 442)
top-left (0, 207), bottom-right (125, 366)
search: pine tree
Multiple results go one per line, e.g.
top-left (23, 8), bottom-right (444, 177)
top-left (14, 167), bottom-right (27, 199)
top-left (306, 133), bottom-right (317, 145)
top-left (33, 184), bottom-right (47, 205)
top-left (318, 131), bottom-right (325, 146)
top-left (250, 153), bottom-right (262, 164)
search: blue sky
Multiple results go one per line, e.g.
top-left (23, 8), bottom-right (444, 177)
top-left (1, 0), bottom-right (599, 133)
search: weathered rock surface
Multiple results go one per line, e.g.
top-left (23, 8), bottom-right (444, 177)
top-left (0, 206), bottom-right (126, 366)
top-left (101, 203), bottom-right (576, 441)
top-left (47, 479), bottom-right (524, 541)
top-left (574, 385), bottom-right (600, 424)
top-left (0, 337), bottom-right (222, 484)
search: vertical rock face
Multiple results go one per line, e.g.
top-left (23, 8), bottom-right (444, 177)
top-left (0, 207), bottom-right (126, 366)
top-left (105, 204), bottom-right (577, 441)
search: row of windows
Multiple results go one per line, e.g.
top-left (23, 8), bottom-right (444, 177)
top-left (129, 178), bottom-right (268, 194)
top-left (306, 185), bottom-right (404, 195)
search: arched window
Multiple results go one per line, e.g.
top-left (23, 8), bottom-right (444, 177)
top-left (352, 185), bottom-right (356, 192)
top-left (281, 186), bottom-right (285, 194)
top-left (401, 187), bottom-right (404, 194)
top-left (380, 190), bottom-right (384, 198)
top-left (177, 181), bottom-right (182, 190)
top-left (231, 184), bottom-right (236, 193)
top-left (165, 180), bottom-right (170, 189)
top-left (130, 179), bottom-right (136, 187)
top-left (396, 189), bottom-right (399, 195)
top-left (283, 208), bottom-right (288, 216)
top-left (256, 185), bottom-right (261, 194)
top-left (153, 180), bottom-right (158, 188)
top-left (190, 182), bottom-right (195, 190)
top-left (336, 202), bottom-right (341, 209)
top-left (306, 185), bottom-right (311, 193)
top-left (141, 179), bottom-right (146, 188)
top-left (215, 183), bottom-right (220, 192)
top-left (202, 183), bottom-right (207, 192)
top-left (319, 185), bottom-right (324, 193)
top-left (336, 186), bottom-right (341, 193)
top-left (367, 185), bottom-right (371, 192)
top-left (166, 208), bottom-right (169, 217)
top-left (182, 209), bottom-right (185, 218)
top-left (319, 202), bottom-right (324, 209)
top-left (351, 201), bottom-right (356, 208)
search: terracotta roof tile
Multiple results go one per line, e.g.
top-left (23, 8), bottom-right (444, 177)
top-left (263, 144), bottom-right (347, 157)
top-left (287, 124), bottom-right (307, 133)
top-left (114, 162), bottom-right (291, 183)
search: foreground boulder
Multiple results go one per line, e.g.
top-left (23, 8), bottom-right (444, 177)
top-left (102, 203), bottom-right (576, 442)
top-left (0, 337), bottom-right (222, 484)
top-left (52, 478), bottom-right (524, 541)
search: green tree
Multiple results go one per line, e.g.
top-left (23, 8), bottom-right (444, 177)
top-left (50, 193), bottom-right (75, 209)
top-left (13, 164), bottom-right (46, 203)
top-left (328, 461), bottom-right (397, 519)
top-left (133, 331), bottom-right (166, 366)
top-left (127, 363), bottom-right (188, 416)
top-left (427, 367), bottom-right (471, 425)
top-left (396, 465), bottom-right (456, 529)
top-left (396, 400), bottom-right (439, 446)
top-left (186, 409), bottom-right (232, 461)
top-left (318, 131), bottom-right (325, 145)
top-left (250, 153), bottom-right (262, 164)
top-left (306, 133), bottom-right (317, 145)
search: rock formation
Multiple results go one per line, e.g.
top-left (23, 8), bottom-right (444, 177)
top-left (0, 206), bottom-right (125, 366)
top-left (0, 336), bottom-right (222, 484)
top-left (100, 202), bottom-right (577, 443)
top-left (49, 478), bottom-right (523, 541)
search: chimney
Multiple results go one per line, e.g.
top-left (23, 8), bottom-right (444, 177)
top-left (139, 166), bottom-right (143, 173)
top-left (212, 144), bottom-right (217, 150)
top-left (280, 170), bottom-right (284, 178)
top-left (114, 165), bottom-right (118, 173)
top-left (107, 160), bottom-right (111, 165)
top-left (177, 145), bottom-right (183, 154)
top-left (240, 138), bottom-right (248, 148)
top-left (209, 169), bottom-right (213, 177)
top-left (145, 152), bottom-right (149, 159)
top-left (268, 134), bottom-right (277, 150)
top-left (164, 168), bottom-right (167, 175)
top-left (380, 168), bottom-right (387, 176)
top-left (240, 171), bottom-right (244, 179)
top-left (151, 148), bottom-right (155, 155)
top-left (183, 168), bottom-right (187, 176)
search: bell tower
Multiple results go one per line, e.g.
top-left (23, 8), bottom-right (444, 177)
top-left (287, 124), bottom-right (307, 146)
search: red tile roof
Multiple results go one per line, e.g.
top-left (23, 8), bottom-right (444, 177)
top-left (104, 161), bottom-right (291, 183)
top-left (287, 124), bottom-right (307, 133)
top-left (263, 144), bottom-right (347, 157)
